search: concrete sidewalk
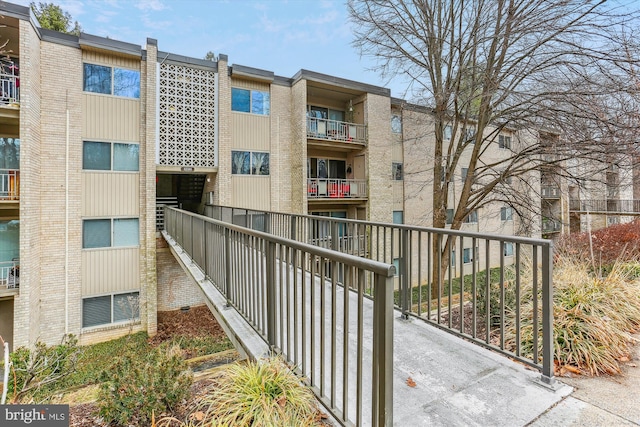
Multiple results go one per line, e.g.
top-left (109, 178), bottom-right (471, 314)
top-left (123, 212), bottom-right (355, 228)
top-left (530, 335), bottom-right (640, 426)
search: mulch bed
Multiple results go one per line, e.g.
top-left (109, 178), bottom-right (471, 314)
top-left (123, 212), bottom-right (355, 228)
top-left (69, 305), bottom-right (229, 427)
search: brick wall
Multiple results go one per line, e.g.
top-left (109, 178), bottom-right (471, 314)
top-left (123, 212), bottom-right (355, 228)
top-left (13, 20), bottom-right (42, 348)
top-left (156, 241), bottom-right (204, 311)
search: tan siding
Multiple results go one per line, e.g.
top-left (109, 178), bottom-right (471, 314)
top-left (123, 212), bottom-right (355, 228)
top-left (231, 79), bottom-right (270, 91)
top-left (82, 248), bottom-right (140, 295)
top-left (82, 95), bottom-right (140, 141)
top-left (82, 172), bottom-right (140, 216)
top-left (82, 51), bottom-right (141, 70)
top-left (231, 177), bottom-right (271, 210)
top-left (231, 114), bottom-right (270, 150)
top-left (392, 140), bottom-right (403, 162)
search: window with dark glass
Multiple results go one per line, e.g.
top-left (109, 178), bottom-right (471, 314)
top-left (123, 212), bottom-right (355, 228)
top-left (83, 63), bottom-right (140, 99)
top-left (232, 88), bottom-right (270, 115)
top-left (392, 162), bottom-right (403, 180)
top-left (83, 218), bottom-right (139, 249)
top-left (83, 141), bottom-right (139, 171)
top-left (232, 151), bottom-right (270, 175)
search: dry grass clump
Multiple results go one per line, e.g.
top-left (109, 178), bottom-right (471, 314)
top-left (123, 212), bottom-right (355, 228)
top-left (159, 357), bottom-right (323, 427)
top-left (509, 256), bottom-right (640, 375)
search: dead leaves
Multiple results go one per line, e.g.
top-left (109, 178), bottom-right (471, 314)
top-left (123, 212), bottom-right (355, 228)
top-left (406, 377), bottom-right (417, 388)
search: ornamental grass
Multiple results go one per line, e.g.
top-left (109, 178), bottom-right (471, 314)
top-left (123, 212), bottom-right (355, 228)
top-left (507, 255), bottom-right (640, 376)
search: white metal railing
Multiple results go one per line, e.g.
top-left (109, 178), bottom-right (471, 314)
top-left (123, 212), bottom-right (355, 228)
top-left (0, 260), bottom-right (19, 289)
top-left (0, 73), bottom-right (19, 105)
top-left (307, 117), bottom-right (367, 145)
top-left (541, 185), bottom-right (560, 198)
top-left (307, 178), bottom-right (367, 199)
top-left (0, 170), bottom-right (19, 200)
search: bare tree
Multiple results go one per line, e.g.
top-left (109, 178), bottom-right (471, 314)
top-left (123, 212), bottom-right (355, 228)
top-left (349, 0), bottom-right (640, 283)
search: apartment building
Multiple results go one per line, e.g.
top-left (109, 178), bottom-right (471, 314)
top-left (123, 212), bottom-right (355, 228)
top-left (0, 1), bottom-right (552, 349)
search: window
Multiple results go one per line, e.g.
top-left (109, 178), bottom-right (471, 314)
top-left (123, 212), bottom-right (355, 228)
top-left (461, 168), bottom-right (468, 182)
top-left (83, 63), bottom-right (140, 98)
top-left (393, 211), bottom-right (404, 224)
top-left (503, 242), bottom-right (514, 257)
top-left (498, 135), bottom-right (512, 149)
top-left (444, 125), bottom-right (453, 140)
top-left (463, 248), bottom-right (473, 264)
top-left (446, 209), bottom-right (454, 224)
top-left (464, 210), bottom-right (478, 224)
top-left (501, 206), bottom-right (513, 221)
top-left (392, 162), bottom-right (403, 180)
top-left (83, 141), bottom-right (139, 171)
top-left (391, 115), bottom-right (402, 133)
top-left (232, 88), bottom-right (270, 115)
top-left (83, 218), bottom-right (139, 249)
top-left (83, 291), bottom-right (140, 328)
top-left (451, 250), bottom-right (456, 266)
top-left (465, 127), bottom-right (476, 143)
top-left (232, 151), bottom-right (270, 175)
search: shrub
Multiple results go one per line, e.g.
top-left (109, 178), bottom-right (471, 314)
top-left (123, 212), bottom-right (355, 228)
top-left (183, 357), bottom-right (321, 427)
top-left (506, 256), bottom-right (640, 375)
top-left (4, 335), bottom-right (79, 403)
top-left (98, 343), bottom-right (193, 426)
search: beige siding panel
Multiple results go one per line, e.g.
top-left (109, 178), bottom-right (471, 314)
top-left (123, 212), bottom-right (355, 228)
top-left (231, 177), bottom-right (271, 210)
top-left (231, 79), bottom-right (270, 91)
top-left (393, 181), bottom-right (404, 209)
top-left (82, 95), bottom-right (140, 141)
top-left (231, 114), bottom-right (270, 150)
top-left (82, 51), bottom-right (141, 70)
top-left (81, 248), bottom-right (140, 295)
top-left (82, 172), bottom-right (140, 216)
top-left (392, 140), bottom-right (403, 162)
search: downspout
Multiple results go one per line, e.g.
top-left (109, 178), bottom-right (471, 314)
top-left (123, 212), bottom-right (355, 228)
top-left (65, 90), bottom-right (69, 335)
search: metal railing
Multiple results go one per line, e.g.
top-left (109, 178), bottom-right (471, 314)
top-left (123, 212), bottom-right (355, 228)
top-left (570, 199), bottom-right (640, 214)
top-left (0, 73), bottom-right (19, 105)
top-left (205, 204), bottom-right (556, 385)
top-left (165, 206), bottom-right (395, 426)
top-left (0, 170), bottom-right (19, 200)
top-left (307, 117), bottom-right (367, 145)
top-left (307, 178), bottom-right (367, 199)
top-left (541, 185), bottom-right (560, 199)
top-left (0, 260), bottom-right (19, 290)
top-left (542, 219), bottom-right (562, 233)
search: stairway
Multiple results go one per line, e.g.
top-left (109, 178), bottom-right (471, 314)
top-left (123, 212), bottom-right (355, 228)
top-left (156, 196), bottom-right (179, 231)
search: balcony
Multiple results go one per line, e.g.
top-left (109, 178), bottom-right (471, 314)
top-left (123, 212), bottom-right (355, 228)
top-left (0, 169), bottom-right (20, 201)
top-left (0, 259), bottom-right (19, 293)
top-left (570, 199), bottom-right (640, 214)
top-left (1, 69), bottom-right (20, 107)
top-left (307, 117), bottom-right (367, 146)
top-left (542, 218), bottom-right (562, 233)
top-left (307, 178), bottom-right (367, 199)
top-left (541, 185), bottom-right (560, 199)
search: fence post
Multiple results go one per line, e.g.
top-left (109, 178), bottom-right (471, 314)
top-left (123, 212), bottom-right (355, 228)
top-left (372, 272), bottom-right (394, 427)
top-left (266, 240), bottom-right (277, 348)
top-left (400, 228), bottom-right (410, 319)
top-left (224, 227), bottom-right (232, 307)
top-left (541, 242), bottom-right (555, 385)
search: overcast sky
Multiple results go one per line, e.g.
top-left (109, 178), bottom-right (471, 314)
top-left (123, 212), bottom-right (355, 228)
top-left (10, 0), bottom-right (409, 97)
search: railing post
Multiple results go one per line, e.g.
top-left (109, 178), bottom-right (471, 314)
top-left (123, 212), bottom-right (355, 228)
top-left (266, 240), bottom-right (277, 348)
top-left (224, 227), bottom-right (232, 307)
top-left (541, 242), bottom-right (555, 385)
top-left (372, 272), bottom-right (394, 427)
top-left (400, 228), bottom-right (410, 319)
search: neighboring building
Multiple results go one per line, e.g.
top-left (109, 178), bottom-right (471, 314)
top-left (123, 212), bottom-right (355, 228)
top-left (1, 1), bottom-right (608, 349)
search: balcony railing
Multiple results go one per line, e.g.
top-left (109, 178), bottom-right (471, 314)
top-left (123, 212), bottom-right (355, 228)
top-left (570, 199), bottom-right (640, 214)
top-left (542, 219), bottom-right (562, 233)
top-left (0, 73), bottom-right (19, 105)
top-left (0, 170), bottom-right (19, 200)
top-left (307, 117), bottom-right (367, 145)
top-left (541, 185), bottom-right (560, 199)
top-left (307, 178), bottom-right (366, 199)
top-left (0, 260), bottom-right (19, 290)
top-left (204, 204), bottom-right (556, 386)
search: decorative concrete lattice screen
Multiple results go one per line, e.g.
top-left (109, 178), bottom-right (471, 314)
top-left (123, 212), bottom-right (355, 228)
top-left (158, 63), bottom-right (216, 167)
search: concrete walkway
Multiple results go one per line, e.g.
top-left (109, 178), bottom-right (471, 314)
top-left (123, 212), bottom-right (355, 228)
top-left (530, 335), bottom-right (640, 426)
top-left (166, 233), bottom-right (579, 426)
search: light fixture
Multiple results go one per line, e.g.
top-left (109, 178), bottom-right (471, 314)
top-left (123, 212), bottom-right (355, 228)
top-left (348, 99), bottom-right (354, 112)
